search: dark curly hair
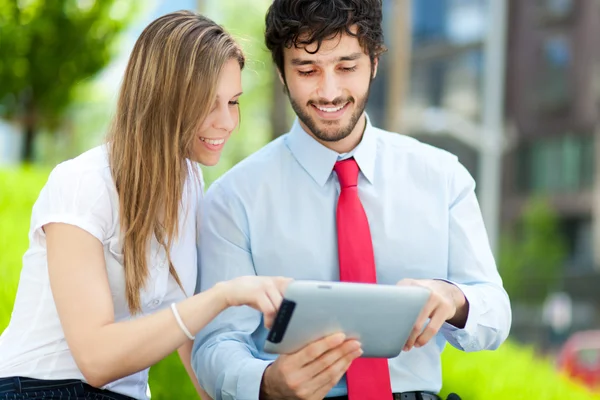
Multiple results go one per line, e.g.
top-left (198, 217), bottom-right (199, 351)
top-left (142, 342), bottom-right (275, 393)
top-left (265, 0), bottom-right (387, 79)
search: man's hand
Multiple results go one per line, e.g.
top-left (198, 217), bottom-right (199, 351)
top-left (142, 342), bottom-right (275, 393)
top-left (260, 333), bottom-right (362, 400)
top-left (396, 279), bottom-right (469, 351)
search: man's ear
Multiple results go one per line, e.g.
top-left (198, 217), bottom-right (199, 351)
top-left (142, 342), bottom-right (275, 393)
top-left (276, 68), bottom-right (289, 95)
top-left (372, 57), bottom-right (379, 79)
top-left (277, 68), bottom-right (285, 86)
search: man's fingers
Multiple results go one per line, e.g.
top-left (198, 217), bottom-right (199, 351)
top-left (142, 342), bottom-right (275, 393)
top-left (396, 278), bottom-right (418, 287)
top-left (306, 339), bottom-right (362, 378)
top-left (305, 339), bottom-right (361, 378)
top-left (310, 346), bottom-right (363, 399)
top-left (269, 334), bottom-right (351, 398)
top-left (414, 312), bottom-right (446, 348)
top-left (294, 333), bottom-right (347, 367)
top-left (404, 301), bottom-right (436, 351)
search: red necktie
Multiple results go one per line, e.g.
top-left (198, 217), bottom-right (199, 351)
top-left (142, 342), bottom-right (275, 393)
top-left (334, 158), bottom-right (393, 400)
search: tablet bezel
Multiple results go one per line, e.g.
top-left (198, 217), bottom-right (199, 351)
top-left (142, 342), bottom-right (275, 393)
top-left (264, 280), bottom-right (431, 358)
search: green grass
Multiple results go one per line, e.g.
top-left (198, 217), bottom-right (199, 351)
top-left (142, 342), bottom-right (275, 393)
top-left (0, 166), bottom-right (51, 323)
top-left (1, 166), bottom-right (599, 399)
top-left (440, 342), bottom-right (599, 399)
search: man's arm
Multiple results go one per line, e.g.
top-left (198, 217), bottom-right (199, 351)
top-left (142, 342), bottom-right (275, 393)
top-left (191, 181), bottom-right (362, 400)
top-left (191, 182), bottom-right (272, 400)
top-left (439, 160), bottom-right (512, 351)
top-left (398, 159), bottom-right (511, 352)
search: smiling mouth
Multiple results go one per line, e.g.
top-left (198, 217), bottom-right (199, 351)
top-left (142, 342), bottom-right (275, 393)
top-left (312, 101), bottom-right (350, 113)
top-left (199, 137), bottom-right (225, 145)
top-left (312, 103), bottom-right (349, 113)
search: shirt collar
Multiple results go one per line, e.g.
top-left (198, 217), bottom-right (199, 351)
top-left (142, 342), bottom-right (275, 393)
top-left (285, 114), bottom-right (377, 187)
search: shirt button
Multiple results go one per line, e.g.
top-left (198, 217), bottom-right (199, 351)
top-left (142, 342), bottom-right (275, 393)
top-left (151, 299), bottom-right (160, 307)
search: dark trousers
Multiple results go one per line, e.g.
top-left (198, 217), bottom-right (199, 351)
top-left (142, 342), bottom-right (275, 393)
top-left (0, 377), bottom-right (135, 400)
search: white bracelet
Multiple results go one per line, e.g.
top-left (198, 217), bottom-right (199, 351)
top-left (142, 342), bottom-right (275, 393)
top-left (171, 303), bottom-right (195, 340)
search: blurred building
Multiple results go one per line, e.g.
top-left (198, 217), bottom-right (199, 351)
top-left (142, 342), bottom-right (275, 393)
top-left (371, 0), bottom-right (600, 332)
top-left (503, 0), bottom-right (600, 298)
top-left (371, 0), bottom-right (485, 178)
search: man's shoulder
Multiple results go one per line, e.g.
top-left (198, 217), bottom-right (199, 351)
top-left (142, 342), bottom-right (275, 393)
top-left (208, 135), bottom-right (290, 194)
top-left (372, 126), bottom-right (458, 166)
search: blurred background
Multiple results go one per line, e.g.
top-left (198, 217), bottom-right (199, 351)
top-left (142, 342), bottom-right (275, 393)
top-left (2, 0), bottom-right (600, 398)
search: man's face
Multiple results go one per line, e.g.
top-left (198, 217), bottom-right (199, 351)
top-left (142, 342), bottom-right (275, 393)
top-left (281, 27), bottom-right (377, 145)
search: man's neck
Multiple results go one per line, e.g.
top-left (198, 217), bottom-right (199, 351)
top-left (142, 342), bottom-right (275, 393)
top-left (302, 114), bottom-right (367, 154)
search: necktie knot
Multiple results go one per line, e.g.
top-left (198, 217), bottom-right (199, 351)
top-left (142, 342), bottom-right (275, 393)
top-left (334, 158), bottom-right (359, 188)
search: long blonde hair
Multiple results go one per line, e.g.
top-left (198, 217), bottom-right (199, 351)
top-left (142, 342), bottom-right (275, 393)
top-left (107, 11), bottom-right (244, 314)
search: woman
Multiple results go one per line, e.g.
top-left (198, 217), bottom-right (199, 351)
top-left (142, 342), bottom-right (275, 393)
top-left (0, 11), bottom-right (286, 400)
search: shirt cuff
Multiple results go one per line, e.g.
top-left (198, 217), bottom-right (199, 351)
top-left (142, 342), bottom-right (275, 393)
top-left (233, 358), bottom-right (274, 400)
top-left (439, 281), bottom-right (487, 351)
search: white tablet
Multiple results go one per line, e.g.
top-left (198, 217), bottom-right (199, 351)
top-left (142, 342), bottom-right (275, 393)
top-left (264, 280), bottom-right (431, 358)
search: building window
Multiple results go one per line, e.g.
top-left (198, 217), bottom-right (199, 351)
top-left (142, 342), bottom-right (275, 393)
top-left (411, 0), bottom-right (447, 45)
top-left (517, 135), bottom-right (594, 194)
top-left (563, 218), bottom-right (594, 271)
top-left (535, 34), bottom-right (572, 113)
top-left (441, 50), bottom-right (484, 120)
top-left (537, 0), bottom-right (575, 24)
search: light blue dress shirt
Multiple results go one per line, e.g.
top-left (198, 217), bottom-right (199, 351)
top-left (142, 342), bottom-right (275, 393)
top-left (192, 115), bottom-right (512, 400)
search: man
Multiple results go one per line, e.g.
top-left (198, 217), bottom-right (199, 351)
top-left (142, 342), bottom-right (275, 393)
top-left (191, 1), bottom-right (511, 399)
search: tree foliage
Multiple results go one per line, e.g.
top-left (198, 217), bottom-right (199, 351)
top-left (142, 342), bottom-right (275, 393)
top-left (0, 0), bottom-right (136, 161)
top-left (499, 198), bottom-right (568, 303)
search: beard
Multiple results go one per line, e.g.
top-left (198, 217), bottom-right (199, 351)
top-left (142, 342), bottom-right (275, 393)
top-left (286, 84), bottom-right (371, 143)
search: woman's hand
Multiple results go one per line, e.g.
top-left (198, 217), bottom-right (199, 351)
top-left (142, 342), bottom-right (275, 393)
top-left (215, 276), bottom-right (292, 328)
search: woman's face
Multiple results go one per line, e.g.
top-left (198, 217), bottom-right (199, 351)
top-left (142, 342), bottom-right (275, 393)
top-left (191, 58), bottom-right (243, 166)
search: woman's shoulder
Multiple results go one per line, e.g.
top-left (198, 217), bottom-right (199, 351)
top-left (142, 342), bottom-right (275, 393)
top-left (33, 145), bottom-right (118, 241)
top-left (49, 145), bottom-right (112, 186)
top-left (44, 146), bottom-right (118, 206)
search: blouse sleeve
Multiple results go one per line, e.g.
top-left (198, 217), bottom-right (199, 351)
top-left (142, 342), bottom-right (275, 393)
top-left (29, 162), bottom-right (114, 245)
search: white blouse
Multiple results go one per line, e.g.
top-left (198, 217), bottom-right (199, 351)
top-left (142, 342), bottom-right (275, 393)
top-left (0, 145), bottom-right (203, 400)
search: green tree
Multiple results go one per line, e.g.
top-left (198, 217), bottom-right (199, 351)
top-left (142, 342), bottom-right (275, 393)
top-left (498, 197), bottom-right (568, 303)
top-left (0, 0), bottom-right (135, 162)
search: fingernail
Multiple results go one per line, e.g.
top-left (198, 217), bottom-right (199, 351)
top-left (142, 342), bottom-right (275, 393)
top-left (335, 333), bottom-right (346, 342)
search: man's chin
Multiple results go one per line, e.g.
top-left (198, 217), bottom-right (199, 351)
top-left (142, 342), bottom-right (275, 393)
top-left (312, 127), bottom-right (353, 143)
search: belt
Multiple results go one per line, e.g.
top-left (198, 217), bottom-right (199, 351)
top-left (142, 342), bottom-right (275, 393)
top-left (329, 391), bottom-right (441, 400)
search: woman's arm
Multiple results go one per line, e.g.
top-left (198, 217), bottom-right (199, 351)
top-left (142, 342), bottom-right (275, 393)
top-left (178, 341), bottom-right (212, 399)
top-left (46, 223), bottom-right (286, 388)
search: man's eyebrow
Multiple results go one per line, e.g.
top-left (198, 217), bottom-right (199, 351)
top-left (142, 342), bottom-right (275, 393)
top-left (290, 58), bottom-right (317, 66)
top-left (338, 52), bottom-right (363, 62)
top-left (290, 52), bottom-right (364, 66)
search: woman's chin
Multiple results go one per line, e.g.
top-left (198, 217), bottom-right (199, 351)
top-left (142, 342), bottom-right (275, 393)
top-left (193, 153), bottom-right (221, 166)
